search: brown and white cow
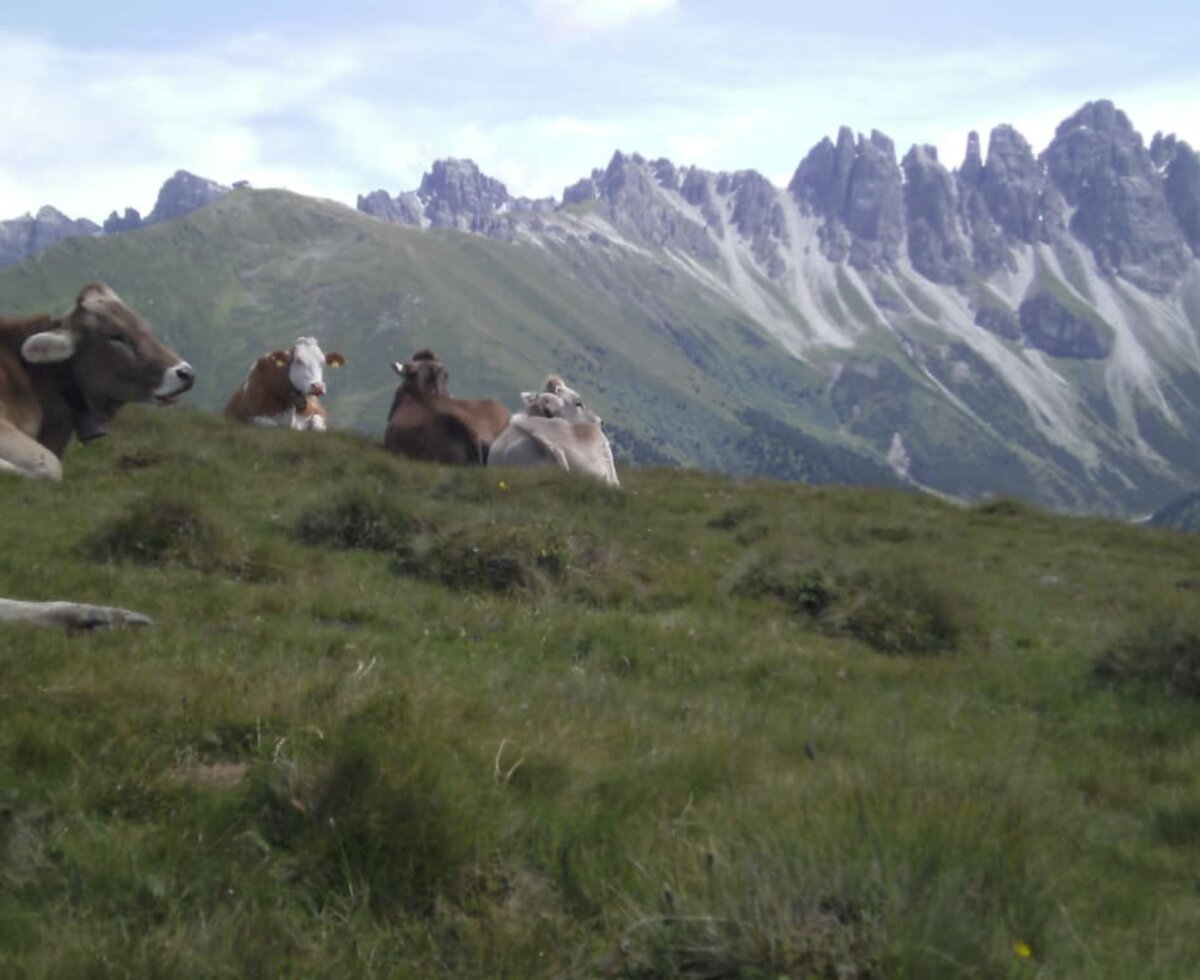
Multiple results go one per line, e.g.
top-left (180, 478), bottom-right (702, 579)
top-left (0, 283), bottom-right (194, 481)
top-left (1, 283), bottom-right (194, 628)
top-left (224, 338), bottom-right (346, 431)
top-left (383, 349), bottom-right (509, 464)
top-left (488, 375), bottom-right (620, 486)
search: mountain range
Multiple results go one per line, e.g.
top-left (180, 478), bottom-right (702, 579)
top-left (2, 98), bottom-right (1199, 517)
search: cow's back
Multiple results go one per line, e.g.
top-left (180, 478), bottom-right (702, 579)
top-left (0, 316), bottom-right (63, 442)
top-left (461, 398), bottom-right (510, 449)
top-left (490, 415), bottom-right (619, 485)
top-left (223, 381), bottom-right (250, 420)
top-left (385, 393), bottom-right (488, 464)
top-left (0, 332), bottom-right (40, 435)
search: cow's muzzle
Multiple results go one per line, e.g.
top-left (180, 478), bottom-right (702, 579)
top-left (153, 362), bottom-right (195, 404)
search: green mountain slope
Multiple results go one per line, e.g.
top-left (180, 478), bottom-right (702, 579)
top-left (2, 407), bottom-right (1199, 977)
top-left (1149, 488), bottom-right (1200, 531)
top-left (0, 189), bottom-right (896, 488)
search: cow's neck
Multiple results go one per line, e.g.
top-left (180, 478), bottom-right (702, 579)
top-left (47, 353), bottom-right (110, 443)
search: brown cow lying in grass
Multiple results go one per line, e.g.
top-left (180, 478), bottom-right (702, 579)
top-left (489, 375), bottom-right (620, 486)
top-left (383, 349), bottom-right (509, 464)
top-left (225, 337), bottom-right (345, 431)
top-left (0, 283), bottom-right (194, 480)
top-left (0, 283), bottom-right (195, 628)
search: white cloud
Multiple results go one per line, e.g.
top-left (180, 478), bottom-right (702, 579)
top-left (1, 19), bottom-right (1199, 225)
top-left (531, 0), bottom-right (677, 34)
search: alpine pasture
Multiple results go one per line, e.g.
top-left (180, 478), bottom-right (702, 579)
top-left (2, 406), bottom-right (1199, 977)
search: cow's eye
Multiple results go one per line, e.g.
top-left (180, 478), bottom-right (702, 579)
top-left (107, 333), bottom-right (130, 346)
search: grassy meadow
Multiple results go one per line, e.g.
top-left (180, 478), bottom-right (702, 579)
top-left (2, 406), bottom-right (1199, 977)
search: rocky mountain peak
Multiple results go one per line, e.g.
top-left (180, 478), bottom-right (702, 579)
top-left (961, 131), bottom-right (984, 182)
top-left (718, 169), bottom-right (788, 276)
top-left (1150, 134), bottom-right (1200, 256)
top-left (953, 124), bottom-right (1062, 276)
top-left (902, 144), bottom-right (968, 284)
top-left (651, 158), bottom-right (680, 191)
top-left (563, 152), bottom-right (717, 260)
top-left (980, 124), bottom-right (1054, 243)
top-left (0, 206), bottom-right (99, 267)
top-left (148, 170), bottom-right (231, 225)
top-left (103, 208), bottom-right (143, 234)
top-left (789, 127), bottom-right (905, 269)
top-left (1042, 100), bottom-right (1190, 292)
top-left (357, 158), bottom-right (553, 239)
top-left (419, 158), bottom-right (512, 230)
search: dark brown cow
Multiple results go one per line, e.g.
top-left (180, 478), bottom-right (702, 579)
top-left (383, 349), bottom-right (509, 464)
top-left (0, 283), bottom-right (194, 481)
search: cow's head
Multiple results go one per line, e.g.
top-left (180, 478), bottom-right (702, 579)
top-left (273, 337), bottom-right (345, 408)
top-left (392, 349), bottom-right (450, 395)
top-left (522, 375), bottom-right (601, 425)
top-left (20, 284), bottom-right (194, 426)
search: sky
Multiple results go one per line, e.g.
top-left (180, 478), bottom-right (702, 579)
top-left (2, 1), bottom-right (1198, 221)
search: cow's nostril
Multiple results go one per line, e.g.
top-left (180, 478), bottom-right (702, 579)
top-left (175, 364), bottom-right (194, 383)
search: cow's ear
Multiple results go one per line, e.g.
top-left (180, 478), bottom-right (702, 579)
top-left (520, 391), bottom-right (538, 407)
top-left (325, 352), bottom-right (346, 368)
top-left (270, 350), bottom-right (290, 367)
top-left (21, 328), bottom-right (78, 364)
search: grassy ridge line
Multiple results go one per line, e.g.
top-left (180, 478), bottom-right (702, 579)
top-left (2, 406), bottom-right (1199, 977)
top-left (10, 187), bottom-right (1197, 513)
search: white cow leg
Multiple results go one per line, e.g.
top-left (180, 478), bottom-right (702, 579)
top-left (0, 424), bottom-right (63, 481)
top-left (0, 599), bottom-right (154, 630)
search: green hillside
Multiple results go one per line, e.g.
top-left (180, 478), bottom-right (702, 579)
top-left (2, 407), bottom-right (1199, 977)
top-left (1149, 488), bottom-right (1200, 531)
top-left (0, 189), bottom-right (895, 488)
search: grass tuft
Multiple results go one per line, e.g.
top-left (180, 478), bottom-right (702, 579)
top-left (836, 562), bottom-right (973, 656)
top-left (83, 494), bottom-right (246, 573)
top-left (394, 523), bottom-right (571, 593)
top-left (733, 556), bottom-right (839, 618)
top-left (296, 488), bottom-right (425, 552)
top-left (247, 699), bottom-right (486, 916)
top-left (1093, 617), bottom-right (1200, 698)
